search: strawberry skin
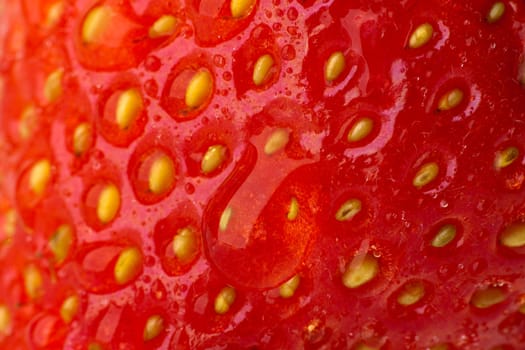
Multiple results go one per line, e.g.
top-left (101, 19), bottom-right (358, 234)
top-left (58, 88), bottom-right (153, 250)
top-left (1, 0), bottom-right (525, 349)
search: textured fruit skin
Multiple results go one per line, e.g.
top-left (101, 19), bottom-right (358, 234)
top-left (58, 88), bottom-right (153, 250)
top-left (2, 0), bottom-right (525, 349)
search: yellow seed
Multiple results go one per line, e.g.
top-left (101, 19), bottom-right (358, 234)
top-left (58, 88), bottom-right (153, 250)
top-left (24, 265), bottom-right (43, 299)
top-left (253, 54), bottom-right (274, 86)
top-left (219, 207), bottom-right (233, 232)
top-left (201, 145), bottom-right (227, 174)
top-left (44, 68), bottom-right (64, 104)
top-left (325, 51), bottom-right (345, 82)
top-left (185, 70), bottom-right (213, 109)
top-left (60, 295), bottom-right (80, 324)
top-left (471, 286), bottom-right (506, 309)
top-left (172, 227), bottom-right (197, 263)
top-left (354, 344), bottom-right (378, 350)
top-left (279, 274), bottom-right (300, 298)
top-left (0, 305), bottom-right (11, 335)
top-left (438, 88), bottom-right (464, 111)
top-left (116, 89), bottom-right (143, 130)
top-left (342, 254), bottom-right (379, 289)
top-left (413, 162), bottom-right (439, 189)
top-left (487, 2), bottom-right (505, 23)
top-left (397, 281), bottom-right (425, 306)
top-left (408, 23), bottom-right (434, 49)
top-left (287, 197), bottom-right (299, 221)
top-left (114, 247), bottom-right (142, 285)
top-left (49, 224), bottom-right (74, 264)
top-left (149, 15), bottom-right (178, 38)
top-left (264, 128), bottom-right (289, 155)
top-left (45, 1), bottom-right (65, 28)
top-left (88, 343), bottom-right (104, 350)
top-left (347, 117), bottom-right (374, 143)
top-left (3, 210), bottom-right (16, 237)
top-left (500, 223), bottom-right (525, 248)
top-left (519, 301), bottom-right (525, 314)
top-left (148, 155), bottom-right (175, 195)
top-left (214, 286), bottom-right (236, 314)
top-left (431, 224), bottom-right (457, 248)
top-left (73, 122), bottom-right (93, 156)
top-left (430, 345), bottom-right (450, 350)
top-left (335, 199), bottom-right (362, 221)
top-left (143, 314), bottom-right (164, 341)
top-left (29, 159), bottom-right (52, 196)
top-left (494, 146), bottom-right (519, 169)
top-left (81, 5), bottom-right (112, 44)
top-left (19, 105), bottom-right (37, 140)
top-left (230, 0), bottom-right (256, 18)
top-left (97, 184), bottom-right (120, 224)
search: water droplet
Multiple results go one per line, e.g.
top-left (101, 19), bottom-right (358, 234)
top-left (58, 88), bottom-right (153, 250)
top-left (144, 56), bottom-right (161, 72)
top-left (281, 45), bottom-right (296, 61)
top-left (213, 55), bottom-right (226, 68)
top-left (184, 183), bottom-right (195, 194)
top-left (287, 7), bottom-right (298, 20)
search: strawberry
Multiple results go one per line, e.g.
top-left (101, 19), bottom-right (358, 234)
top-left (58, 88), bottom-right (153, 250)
top-left (1, 0), bottom-right (525, 348)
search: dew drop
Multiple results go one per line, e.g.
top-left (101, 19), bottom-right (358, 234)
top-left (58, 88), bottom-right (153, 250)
top-left (144, 56), bottom-right (161, 72)
top-left (281, 45), bottom-right (296, 61)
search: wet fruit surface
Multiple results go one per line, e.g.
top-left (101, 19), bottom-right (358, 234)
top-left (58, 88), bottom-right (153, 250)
top-left (1, 0), bottom-right (525, 348)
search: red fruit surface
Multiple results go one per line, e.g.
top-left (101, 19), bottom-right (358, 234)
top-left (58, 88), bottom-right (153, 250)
top-left (1, 0), bottom-right (525, 349)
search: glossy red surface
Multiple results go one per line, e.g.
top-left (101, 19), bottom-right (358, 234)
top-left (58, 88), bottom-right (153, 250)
top-left (1, 0), bottom-right (525, 348)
